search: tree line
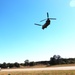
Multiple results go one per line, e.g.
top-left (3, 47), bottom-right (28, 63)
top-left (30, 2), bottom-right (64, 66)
top-left (0, 55), bottom-right (75, 68)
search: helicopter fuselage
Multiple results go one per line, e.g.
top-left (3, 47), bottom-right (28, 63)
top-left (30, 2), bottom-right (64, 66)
top-left (42, 18), bottom-right (50, 29)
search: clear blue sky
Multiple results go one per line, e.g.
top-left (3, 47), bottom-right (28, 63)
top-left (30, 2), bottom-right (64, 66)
top-left (0, 0), bottom-right (75, 63)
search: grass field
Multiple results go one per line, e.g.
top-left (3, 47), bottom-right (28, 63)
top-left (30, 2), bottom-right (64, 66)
top-left (0, 70), bottom-right (75, 75)
top-left (20, 64), bottom-right (75, 68)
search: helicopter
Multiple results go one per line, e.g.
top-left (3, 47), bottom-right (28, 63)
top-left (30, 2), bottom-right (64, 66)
top-left (35, 12), bottom-right (56, 29)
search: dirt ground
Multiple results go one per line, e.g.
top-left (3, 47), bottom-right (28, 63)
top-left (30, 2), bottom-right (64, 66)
top-left (1, 66), bottom-right (75, 72)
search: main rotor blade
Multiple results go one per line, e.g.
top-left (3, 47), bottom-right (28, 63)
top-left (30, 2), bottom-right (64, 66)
top-left (49, 18), bottom-right (56, 20)
top-left (47, 12), bottom-right (49, 18)
top-left (40, 19), bottom-right (46, 22)
top-left (34, 23), bottom-right (42, 26)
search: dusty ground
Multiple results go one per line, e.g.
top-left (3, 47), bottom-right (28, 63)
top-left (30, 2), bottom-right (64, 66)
top-left (1, 66), bottom-right (75, 71)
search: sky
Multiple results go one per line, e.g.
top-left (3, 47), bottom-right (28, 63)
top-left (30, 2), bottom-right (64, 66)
top-left (0, 0), bottom-right (75, 63)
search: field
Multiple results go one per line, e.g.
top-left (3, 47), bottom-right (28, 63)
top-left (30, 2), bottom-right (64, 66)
top-left (20, 64), bottom-right (75, 68)
top-left (0, 70), bottom-right (75, 75)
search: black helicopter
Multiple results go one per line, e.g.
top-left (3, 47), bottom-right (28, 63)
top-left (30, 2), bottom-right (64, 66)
top-left (35, 12), bottom-right (56, 29)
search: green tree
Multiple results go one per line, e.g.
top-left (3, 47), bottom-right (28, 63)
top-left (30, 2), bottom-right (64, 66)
top-left (50, 55), bottom-right (62, 65)
top-left (14, 62), bottom-right (20, 67)
top-left (24, 59), bottom-right (29, 66)
top-left (2, 62), bottom-right (7, 68)
top-left (29, 61), bottom-right (35, 66)
top-left (7, 63), bottom-right (14, 68)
